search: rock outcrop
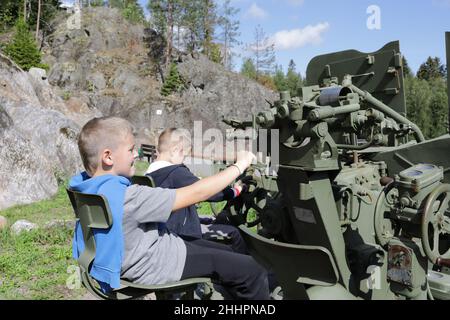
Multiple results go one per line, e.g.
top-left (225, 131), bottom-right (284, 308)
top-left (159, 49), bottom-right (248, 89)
top-left (0, 53), bottom-right (83, 210)
top-left (43, 7), bottom-right (277, 143)
top-left (0, 7), bottom-right (277, 210)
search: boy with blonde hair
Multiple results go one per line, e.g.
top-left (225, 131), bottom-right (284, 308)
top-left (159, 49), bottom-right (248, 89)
top-left (146, 128), bottom-right (248, 254)
top-left (70, 116), bottom-right (269, 300)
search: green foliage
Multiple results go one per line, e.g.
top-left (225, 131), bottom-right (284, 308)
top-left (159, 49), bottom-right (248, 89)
top-left (0, 183), bottom-right (89, 299)
top-left (417, 56), bottom-right (446, 81)
top-left (428, 78), bottom-right (449, 138)
top-left (240, 58), bottom-right (257, 80)
top-left (204, 42), bottom-right (223, 64)
top-left (0, 227), bottom-right (82, 299)
top-left (0, 7), bottom-right (15, 33)
top-left (29, 0), bottom-right (61, 36)
top-left (0, 0), bottom-right (21, 32)
top-left (3, 18), bottom-right (43, 71)
top-left (273, 65), bottom-right (287, 92)
top-left (122, 2), bottom-right (145, 24)
top-left (402, 55), bottom-right (413, 78)
top-left (161, 62), bottom-right (184, 96)
top-left (62, 91), bottom-right (71, 101)
top-left (89, 0), bottom-right (105, 7)
top-left (405, 76), bottom-right (448, 139)
top-left (134, 160), bottom-right (150, 176)
top-left (285, 59), bottom-right (303, 97)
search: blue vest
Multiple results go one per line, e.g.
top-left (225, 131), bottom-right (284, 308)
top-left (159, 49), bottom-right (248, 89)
top-left (70, 172), bottom-right (130, 292)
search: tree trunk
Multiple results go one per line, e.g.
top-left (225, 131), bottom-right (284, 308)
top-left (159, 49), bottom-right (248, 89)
top-left (23, 0), bottom-right (27, 21)
top-left (35, 0), bottom-right (41, 41)
top-left (165, 1), bottom-right (173, 68)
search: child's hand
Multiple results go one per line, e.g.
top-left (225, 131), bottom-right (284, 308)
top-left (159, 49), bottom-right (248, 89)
top-left (233, 181), bottom-right (244, 194)
top-left (235, 151), bottom-right (256, 173)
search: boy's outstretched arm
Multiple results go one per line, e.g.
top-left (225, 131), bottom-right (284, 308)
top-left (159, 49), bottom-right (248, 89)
top-left (172, 151), bottom-right (256, 211)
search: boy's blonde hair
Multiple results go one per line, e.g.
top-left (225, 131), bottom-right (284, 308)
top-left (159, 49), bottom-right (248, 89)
top-left (78, 117), bottom-right (134, 175)
top-left (157, 128), bottom-right (192, 155)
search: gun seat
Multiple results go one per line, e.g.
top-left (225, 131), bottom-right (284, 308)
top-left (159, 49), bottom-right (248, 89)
top-left (238, 225), bottom-right (341, 299)
top-left (130, 175), bottom-right (155, 188)
top-left (67, 188), bottom-right (213, 300)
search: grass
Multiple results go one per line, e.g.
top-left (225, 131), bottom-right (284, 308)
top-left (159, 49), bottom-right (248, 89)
top-left (0, 161), bottom-right (151, 300)
top-left (0, 183), bottom-right (86, 300)
top-left (0, 160), bottom-right (254, 300)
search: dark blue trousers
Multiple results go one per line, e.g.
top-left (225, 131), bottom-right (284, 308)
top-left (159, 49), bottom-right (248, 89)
top-left (180, 238), bottom-right (270, 300)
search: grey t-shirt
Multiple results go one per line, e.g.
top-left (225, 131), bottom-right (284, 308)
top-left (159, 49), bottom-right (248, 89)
top-left (121, 185), bottom-right (187, 285)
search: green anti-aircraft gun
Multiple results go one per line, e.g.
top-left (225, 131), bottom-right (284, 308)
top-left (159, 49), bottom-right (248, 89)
top-left (221, 32), bottom-right (450, 299)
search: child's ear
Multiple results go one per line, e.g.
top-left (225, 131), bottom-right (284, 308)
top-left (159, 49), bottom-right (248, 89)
top-left (102, 149), bottom-right (114, 166)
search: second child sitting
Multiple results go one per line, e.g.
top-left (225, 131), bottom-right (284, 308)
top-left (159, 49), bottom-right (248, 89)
top-left (146, 128), bottom-right (248, 254)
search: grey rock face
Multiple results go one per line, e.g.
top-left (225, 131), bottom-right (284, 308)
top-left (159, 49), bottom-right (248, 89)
top-left (0, 54), bottom-right (83, 210)
top-left (177, 54), bottom-right (278, 131)
top-left (42, 7), bottom-right (277, 143)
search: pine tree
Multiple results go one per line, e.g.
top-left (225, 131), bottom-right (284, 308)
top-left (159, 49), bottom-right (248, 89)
top-left (4, 18), bottom-right (44, 71)
top-left (217, 0), bottom-right (240, 70)
top-left (122, 1), bottom-right (145, 24)
top-left (148, 0), bottom-right (183, 66)
top-left (200, 0), bottom-right (216, 58)
top-left (417, 57), bottom-right (446, 81)
top-left (247, 25), bottom-right (275, 80)
top-left (160, 62), bottom-right (184, 96)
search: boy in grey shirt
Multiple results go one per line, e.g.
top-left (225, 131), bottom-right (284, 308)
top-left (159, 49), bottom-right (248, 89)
top-left (70, 116), bottom-right (269, 299)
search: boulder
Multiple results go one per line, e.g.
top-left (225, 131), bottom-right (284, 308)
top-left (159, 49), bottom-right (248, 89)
top-left (10, 220), bottom-right (38, 235)
top-left (28, 67), bottom-right (48, 81)
top-left (0, 53), bottom-right (83, 210)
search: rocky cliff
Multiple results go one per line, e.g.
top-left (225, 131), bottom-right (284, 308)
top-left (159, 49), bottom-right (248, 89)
top-left (0, 7), bottom-right (277, 209)
top-left (43, 7), bottom-right (277, 142)
top-left (0, 54), bottom-right (84, 210)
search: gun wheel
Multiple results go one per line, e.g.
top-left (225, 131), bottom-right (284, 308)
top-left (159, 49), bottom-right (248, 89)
top-left (422, 184), bottom-right (450, 266)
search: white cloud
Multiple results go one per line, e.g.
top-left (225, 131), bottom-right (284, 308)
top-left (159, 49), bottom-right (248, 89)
top-left (246, 3), bottom-right (268, 19)
top-left (271, 22), bottom-right (330, 50)
top-left (287, 0), bottom-right (305, 6)
top-left (432, 0), bottom-right (450, 7)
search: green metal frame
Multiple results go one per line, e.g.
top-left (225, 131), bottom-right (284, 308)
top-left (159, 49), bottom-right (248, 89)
top-left (66, 188), bottom-right (213, 300)
top-left (238, 224), bottom-right (341, 299)
top-left (130, 175), bottom-right (156, 188)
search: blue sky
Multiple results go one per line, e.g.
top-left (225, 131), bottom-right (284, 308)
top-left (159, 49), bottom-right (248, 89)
top-left (138, 0), bottom-right (450, 76)
top-left (75, 0), bottom-right (450, 76)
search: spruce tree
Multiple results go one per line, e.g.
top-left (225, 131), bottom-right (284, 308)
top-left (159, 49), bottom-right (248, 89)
top-left (4, 18), bottom-right (43, 71)
top-left (161, 62), bottom-right (184, 96)
top-left (417, 57), bottom-right (446, 81)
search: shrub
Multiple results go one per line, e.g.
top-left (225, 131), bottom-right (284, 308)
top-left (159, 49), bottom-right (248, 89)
top-left (160, 63), bottom-right (184, 96)
top-left (3, 19), bottom-right (43, 71)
